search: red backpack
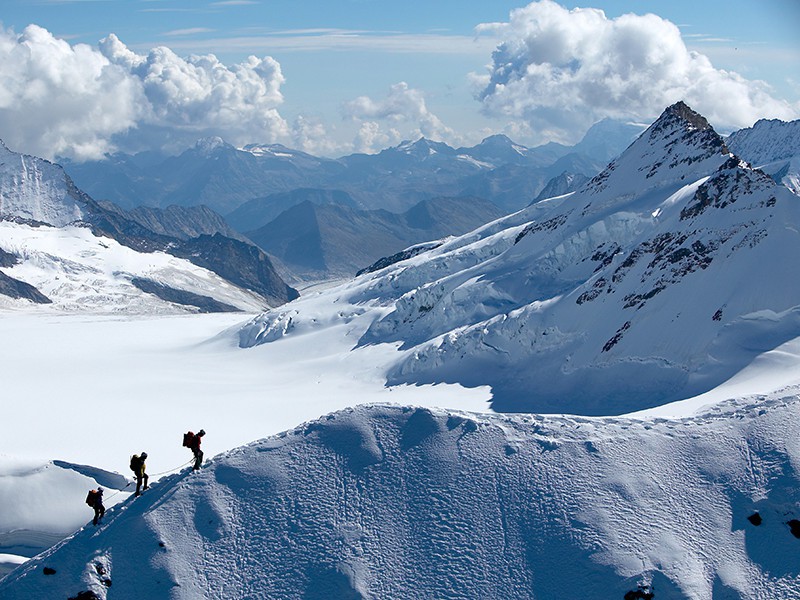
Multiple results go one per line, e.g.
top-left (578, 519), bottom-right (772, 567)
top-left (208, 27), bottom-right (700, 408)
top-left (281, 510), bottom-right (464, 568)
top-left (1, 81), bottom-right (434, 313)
top-left (182, 431), bottom-right (195, 448)
top-left (86, 490), bottom-right (99, 506)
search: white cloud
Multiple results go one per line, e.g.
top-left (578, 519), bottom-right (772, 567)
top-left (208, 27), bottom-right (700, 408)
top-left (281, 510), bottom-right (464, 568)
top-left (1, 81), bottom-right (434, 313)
top-left (290, 115), bottom-right (346, 156)
top-left (344, 82), bottom-right (456, 152)
top-left (0, 24), bottom-right (289, 160)
top-left (163, 28), bottom-right (215, 37)
top-left (475, 0), bottom-right (799, 144)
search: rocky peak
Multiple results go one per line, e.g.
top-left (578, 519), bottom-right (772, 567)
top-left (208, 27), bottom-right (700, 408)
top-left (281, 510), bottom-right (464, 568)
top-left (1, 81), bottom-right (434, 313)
top-left (584, 102), bottom-right (730, 201)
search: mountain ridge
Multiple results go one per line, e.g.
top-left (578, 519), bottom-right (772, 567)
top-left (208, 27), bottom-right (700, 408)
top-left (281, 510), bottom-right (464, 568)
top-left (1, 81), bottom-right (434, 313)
top-left (2, 396), bottom-right (798, 599)
top-left (0, 141), bottom-right (298, 310)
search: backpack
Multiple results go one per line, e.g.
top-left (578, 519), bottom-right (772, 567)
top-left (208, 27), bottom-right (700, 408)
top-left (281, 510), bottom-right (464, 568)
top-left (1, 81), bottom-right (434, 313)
top-left (86, 490), bottom-right (99, 506)
top-left (182, 431), bottom-right (195, 448)
top-left (130, 455), bottom-right (140, 472)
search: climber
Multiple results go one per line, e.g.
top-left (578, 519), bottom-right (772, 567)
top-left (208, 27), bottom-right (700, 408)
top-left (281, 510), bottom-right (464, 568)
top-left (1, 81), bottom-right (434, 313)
top-left (130, 452), bottom-right (149, 496)
top-left (183, 429), bottom-right (206, 470)
top-left (86, 487), bottom-right (105, 526)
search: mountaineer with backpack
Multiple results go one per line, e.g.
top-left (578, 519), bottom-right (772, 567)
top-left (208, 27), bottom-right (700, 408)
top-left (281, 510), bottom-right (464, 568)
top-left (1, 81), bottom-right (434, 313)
top-left (86, 487), bottom-right (105, 526)
top-left (183, 429), bottom-right (206, 470)
top-left (130, 452), bottom-right (149, 496)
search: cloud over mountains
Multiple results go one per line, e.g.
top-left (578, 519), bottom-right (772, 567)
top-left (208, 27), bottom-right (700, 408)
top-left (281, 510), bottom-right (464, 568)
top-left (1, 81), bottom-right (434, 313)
top-left (0, 2), bottom-right (797, 160)
top-left (474, 0), bottom-right (798, 144)
top-left (0, 25), bottom-right (288, 160)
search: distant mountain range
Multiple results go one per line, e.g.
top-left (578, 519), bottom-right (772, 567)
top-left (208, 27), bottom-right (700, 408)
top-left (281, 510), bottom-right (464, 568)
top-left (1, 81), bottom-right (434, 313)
top-left (0, 140), bottom-right (297, 312)
top-left (241, 102), bottom-right (800, 415)
top-left (62, 120), bottom-right (646, 216)
top-left (246, 196), bottom-right (504, 280)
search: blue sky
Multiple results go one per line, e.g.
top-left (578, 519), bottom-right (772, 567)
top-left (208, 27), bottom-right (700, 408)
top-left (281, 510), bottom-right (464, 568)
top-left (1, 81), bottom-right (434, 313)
top-left (1, 0), bottom-right (798, 158)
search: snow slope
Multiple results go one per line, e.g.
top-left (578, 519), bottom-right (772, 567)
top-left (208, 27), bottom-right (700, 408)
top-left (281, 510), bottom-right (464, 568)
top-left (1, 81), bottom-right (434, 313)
top-left (0, 140), bottom-right (88, 227)
top-left (0, 221), bottom-right (269, 313)
top-left (2, 395), bottom-right (799, 599)
top-left (0, 308), bottom-right (490, 573)
top-left (727, 118), bottom-right (800, 195)
top-left (241, 102), bottom-right (800, 415)
top-left (0, 458), bottom-right (130, 578)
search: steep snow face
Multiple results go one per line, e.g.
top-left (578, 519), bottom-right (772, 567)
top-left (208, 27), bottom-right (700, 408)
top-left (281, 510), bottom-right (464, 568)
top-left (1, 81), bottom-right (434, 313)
top-left (240, 103), bottom-right (800, 415)
top-left (727, 118), bottom-right (800, 195)
top-left (2, 396), bottom-right (799, 599)
top-left (727, 118), bottom-right (800, 166)
top-left (0, 221), bottom-right (268, 313)
top-left (0, 140), bottom-right (88, 227)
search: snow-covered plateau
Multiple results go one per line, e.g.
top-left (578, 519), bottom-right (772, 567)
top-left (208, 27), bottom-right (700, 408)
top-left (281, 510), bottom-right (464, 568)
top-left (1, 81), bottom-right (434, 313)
top-left (1, 103), bottom-right (799, 598)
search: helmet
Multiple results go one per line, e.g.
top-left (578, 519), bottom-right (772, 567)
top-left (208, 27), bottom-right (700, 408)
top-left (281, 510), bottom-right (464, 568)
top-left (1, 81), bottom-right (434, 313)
top-left (97, 487), bottom-right (103, 493)
top-left (141, 452), bottom-right (148, 459)
top-left (198, 430), bottom-right (206, 436)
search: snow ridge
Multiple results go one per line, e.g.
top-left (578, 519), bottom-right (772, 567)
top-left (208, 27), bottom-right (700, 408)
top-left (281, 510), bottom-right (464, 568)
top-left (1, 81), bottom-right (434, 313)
top-left (2, 397), bottom-right (799, 599)
top-left (727, 118), bottom-right (800, 195)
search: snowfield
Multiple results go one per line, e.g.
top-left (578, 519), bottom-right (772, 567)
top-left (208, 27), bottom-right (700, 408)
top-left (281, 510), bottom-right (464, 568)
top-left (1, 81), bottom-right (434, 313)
top-left (1, 396), bottom-right (799, 599)
top-left (2, 103), bottom-right (800, 597)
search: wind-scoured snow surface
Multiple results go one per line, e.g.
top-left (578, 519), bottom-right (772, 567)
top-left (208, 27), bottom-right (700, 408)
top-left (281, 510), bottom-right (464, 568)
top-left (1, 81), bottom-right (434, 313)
top-left (241, 103), bottom-right (800, 415)
top-left (2, 397), bottom-right (799, 599)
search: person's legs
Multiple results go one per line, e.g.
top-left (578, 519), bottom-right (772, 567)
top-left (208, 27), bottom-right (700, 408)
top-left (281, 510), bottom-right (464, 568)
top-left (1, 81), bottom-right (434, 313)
top-left (136, 474), bottom-right (143, 495)
top-left (193, 449), bottom-right (204, 470)
top-left (143, 473), bottom-right (149, 490)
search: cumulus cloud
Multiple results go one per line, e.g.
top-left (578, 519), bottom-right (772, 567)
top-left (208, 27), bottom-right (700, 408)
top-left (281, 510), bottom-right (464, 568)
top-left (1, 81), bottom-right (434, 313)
top-left (0, 24), bottom-right (289, 160)
top-left (290, 115), bottom-right (347, 156)
top-left (475, 0), bottom-right (799, 144)
top-left (344, 82), bottom-right (456, 152)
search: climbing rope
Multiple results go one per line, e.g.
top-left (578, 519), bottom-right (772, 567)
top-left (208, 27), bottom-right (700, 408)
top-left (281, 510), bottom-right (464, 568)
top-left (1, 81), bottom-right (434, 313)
top-left (99, 458), bottom-right (195, 502)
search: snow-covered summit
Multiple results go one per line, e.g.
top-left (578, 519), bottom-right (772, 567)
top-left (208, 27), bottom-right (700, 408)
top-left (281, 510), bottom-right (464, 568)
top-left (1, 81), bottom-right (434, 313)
top-left (0, 138), bottom-right (88, 227)
top-left (192, 136), bottom-right (235, 156)
top-left (727, 118), bottom-right (800, 195)
top-left (727, 118), bottom-right (800, 166)
top-left (393, 137), bottom-right (455, 159)
top-left (241, 102), bottom-right (800, 415)
top-left (2, 396), bottom-right (799, 599)
top-left (581, 101), bottom-right (729, 212)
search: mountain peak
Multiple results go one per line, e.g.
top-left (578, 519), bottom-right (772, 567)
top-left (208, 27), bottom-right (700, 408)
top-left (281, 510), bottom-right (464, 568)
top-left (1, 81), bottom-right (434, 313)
top-left (661, 101), bottom-right (712, 131)
top-left (582, 103), bottom-right (730, 206)
top-left (479, 134), bottom-right (515, 146)
top-left (395, 137), bottom-right (453, 157)
top-left (193, 136), bottom-right (234, 155)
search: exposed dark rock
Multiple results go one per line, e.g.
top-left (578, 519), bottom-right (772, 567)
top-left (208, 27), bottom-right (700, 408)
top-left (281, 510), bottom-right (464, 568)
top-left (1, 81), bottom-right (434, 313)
top-left (67, 592), bottom-right (101, 600)
top-left (747, 512), bottom-right (762, 526)
top-left (602, 321), bottom-right (631, 353)
top-left (624, 585), bottom-right (654, 600)
top-left (0, 271), bottom-right (52, 304)
top-left (0, 248), bottom-right (19, 267)
top-left (170, 234), bottom-right (298, 304)
top-left (130, 277), bottom-right (240, 313)
top-left (357, 240), bottom-right (446, 276)
top-left (42, 567), bottom-right (56, 575)
top-left (788, 519), bottom-right (800, 538)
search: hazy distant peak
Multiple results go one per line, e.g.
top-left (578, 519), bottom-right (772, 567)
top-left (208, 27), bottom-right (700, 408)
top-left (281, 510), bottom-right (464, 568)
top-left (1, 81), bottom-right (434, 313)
top-left (395, 137), bottom-right (454, 157)
top-left (193, 136), bottom-right (234, 154)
